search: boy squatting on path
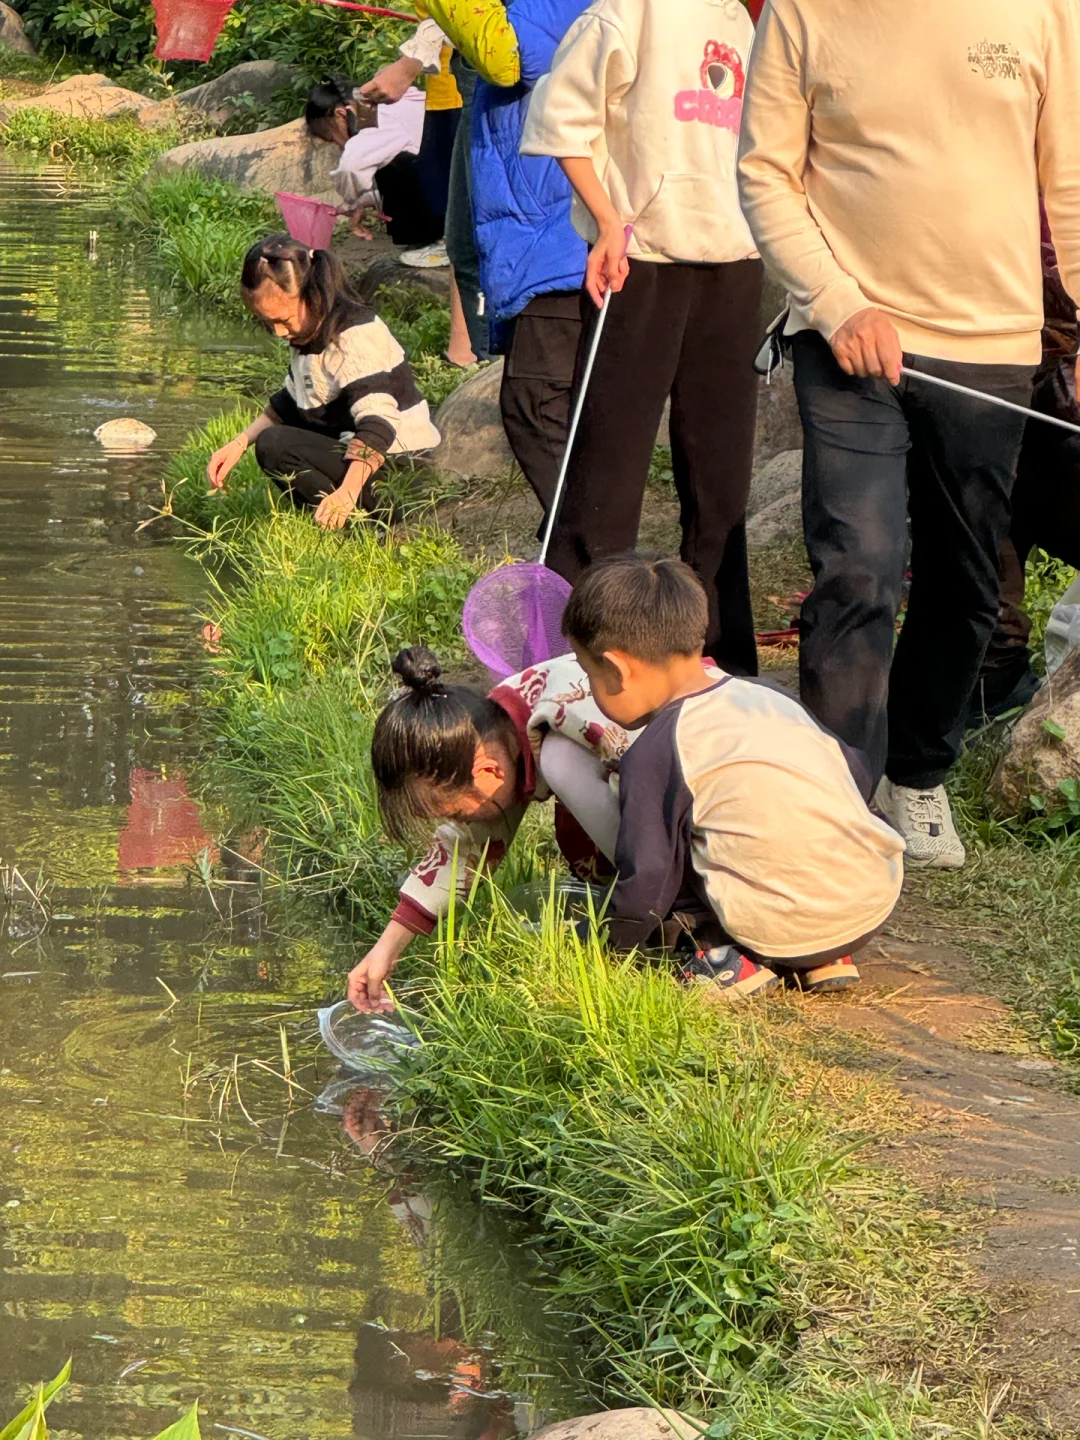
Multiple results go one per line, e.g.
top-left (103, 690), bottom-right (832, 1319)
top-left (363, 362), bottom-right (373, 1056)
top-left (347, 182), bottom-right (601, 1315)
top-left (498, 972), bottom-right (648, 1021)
top-left (347, 557), bottom-right (904, 1011)
top-left (563, 557), bottom-right (905, 998)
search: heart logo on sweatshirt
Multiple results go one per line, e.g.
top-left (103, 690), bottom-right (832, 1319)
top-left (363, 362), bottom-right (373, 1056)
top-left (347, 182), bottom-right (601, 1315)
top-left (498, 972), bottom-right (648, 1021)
top-left (700, 41), bottom-right (745, 100)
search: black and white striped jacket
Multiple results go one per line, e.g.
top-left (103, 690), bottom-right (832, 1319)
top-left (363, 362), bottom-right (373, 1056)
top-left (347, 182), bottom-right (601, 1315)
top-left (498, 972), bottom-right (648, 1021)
top-left (268, 300), bottom-right (440, 459)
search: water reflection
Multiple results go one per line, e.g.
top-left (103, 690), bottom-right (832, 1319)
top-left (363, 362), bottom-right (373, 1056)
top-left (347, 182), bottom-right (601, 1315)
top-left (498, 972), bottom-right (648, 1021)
top-left (0, 153), bottom-right (579, 1438)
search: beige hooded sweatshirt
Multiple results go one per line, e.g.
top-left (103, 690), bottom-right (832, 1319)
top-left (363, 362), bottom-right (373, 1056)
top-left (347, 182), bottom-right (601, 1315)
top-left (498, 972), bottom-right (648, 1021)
top-left (737, 0), bottom-right (1080, 364)
top-left (521, 0), bottom-right (758, 265)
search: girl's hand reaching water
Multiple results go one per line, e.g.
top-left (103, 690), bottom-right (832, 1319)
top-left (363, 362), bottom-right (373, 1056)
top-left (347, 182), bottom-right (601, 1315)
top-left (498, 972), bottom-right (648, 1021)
top-left (347, 920), bottom-right (413, 1012)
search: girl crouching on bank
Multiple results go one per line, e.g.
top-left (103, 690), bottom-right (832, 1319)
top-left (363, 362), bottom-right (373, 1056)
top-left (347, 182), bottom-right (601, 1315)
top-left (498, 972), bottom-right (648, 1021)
top-left (206, 236), bottom-right (440, 529)
top-left (347, 646), bottom-right (633, 1011)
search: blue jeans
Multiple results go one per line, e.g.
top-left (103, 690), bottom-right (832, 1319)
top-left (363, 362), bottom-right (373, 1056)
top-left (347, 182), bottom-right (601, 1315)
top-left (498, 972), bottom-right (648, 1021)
top-left (444, 57), bottom-right (490, 362)
top-left (792, 330), bottom-right (1035, 789)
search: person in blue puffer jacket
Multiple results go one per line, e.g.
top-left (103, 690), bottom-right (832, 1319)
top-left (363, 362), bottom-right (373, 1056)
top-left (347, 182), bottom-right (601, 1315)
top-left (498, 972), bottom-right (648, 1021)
top-left (421, 0), bottom-right (591, 516)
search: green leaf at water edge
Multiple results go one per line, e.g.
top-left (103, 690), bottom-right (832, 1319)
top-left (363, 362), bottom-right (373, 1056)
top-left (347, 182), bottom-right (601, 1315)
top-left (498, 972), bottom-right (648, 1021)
top-left (0, 1360), bottom-right (72, 1440)
top-left (1043, 718), bottom-right (1068, 742)
top-left (150, 1402), bottom-right (201, 1440)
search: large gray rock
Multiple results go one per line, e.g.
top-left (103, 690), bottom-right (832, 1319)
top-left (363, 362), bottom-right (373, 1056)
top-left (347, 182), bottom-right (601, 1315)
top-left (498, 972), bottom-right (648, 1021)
top-left (151, 117), bottom-right (340, 201)
top-left (530, 1410), bottom-right (697, 1440)
top-left (748, 446), bottom-right (800, 517)
top-left (0, 2), bottom-right (35, 55)
top-left (432, 356), bottom-right (804, 494)
top-left (431, 360), bottom-right (508, 480)
top-left (176, 60), bottom-right (300, 125)
top-left (0, 74), bottom-right (176, 127)
top-left (990, 644), bottom-right (1080, 817)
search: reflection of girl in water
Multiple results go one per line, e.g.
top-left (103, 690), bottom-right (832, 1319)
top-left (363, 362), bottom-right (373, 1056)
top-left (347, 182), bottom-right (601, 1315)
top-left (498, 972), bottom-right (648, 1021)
top-left (339, 1087), bottom-right (518, 1440)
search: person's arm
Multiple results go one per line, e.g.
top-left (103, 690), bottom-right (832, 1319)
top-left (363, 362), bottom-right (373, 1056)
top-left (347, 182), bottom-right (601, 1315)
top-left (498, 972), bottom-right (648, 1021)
top-left (1036, 0), bottom-right (1080, 395)
top-left (606, 721), bottom-right (694, 952)
top-left (347, 919), bottom-right (414, 1011)
top-left (422, 0), bottom-right (521, 87)
top-left (348, 808), bottom-right (528, 1010)
top-left (206, 409), bottom-right (278, 490)
top-left (560, 157), bottom-right (629, 307)
top-left (313, 442), bottom-right (385, 531)
top-left (737, 3), bottom-right (901, 383)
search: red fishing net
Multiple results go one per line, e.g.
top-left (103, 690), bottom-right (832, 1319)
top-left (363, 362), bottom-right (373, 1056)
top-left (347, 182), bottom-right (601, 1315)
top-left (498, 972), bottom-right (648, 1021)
top-left (151, 0), bottom-right (236, 62)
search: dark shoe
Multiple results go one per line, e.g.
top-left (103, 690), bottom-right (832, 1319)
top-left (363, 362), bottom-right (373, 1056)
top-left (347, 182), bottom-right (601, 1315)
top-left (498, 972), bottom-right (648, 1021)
top-left (681, 946), bottom-right (780, 1000)
top-left (786, 956), bottom-right (861, 994)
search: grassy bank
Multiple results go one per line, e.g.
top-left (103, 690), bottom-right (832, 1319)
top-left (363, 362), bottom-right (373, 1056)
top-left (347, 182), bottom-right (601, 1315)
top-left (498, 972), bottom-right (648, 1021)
top-left (160, 418), bottom-right (1037, 1436)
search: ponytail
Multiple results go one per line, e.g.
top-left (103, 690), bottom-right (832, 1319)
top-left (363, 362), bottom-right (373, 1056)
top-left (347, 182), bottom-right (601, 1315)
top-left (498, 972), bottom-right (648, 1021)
top-left (241, 234), bottom-right (363, 348)
top-left (372, 647), bottom-right (516, 841)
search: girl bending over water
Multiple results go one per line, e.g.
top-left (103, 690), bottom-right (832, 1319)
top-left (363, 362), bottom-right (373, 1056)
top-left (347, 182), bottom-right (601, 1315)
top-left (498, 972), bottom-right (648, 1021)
top-left (348, 646), bottom-right (634, 1011)
top-left (206, 236), bottom-right (440, 529)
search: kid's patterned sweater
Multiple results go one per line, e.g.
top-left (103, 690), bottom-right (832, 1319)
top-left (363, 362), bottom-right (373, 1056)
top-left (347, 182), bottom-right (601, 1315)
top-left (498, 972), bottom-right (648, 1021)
top-left (392, 654), bottom-right (632, 935)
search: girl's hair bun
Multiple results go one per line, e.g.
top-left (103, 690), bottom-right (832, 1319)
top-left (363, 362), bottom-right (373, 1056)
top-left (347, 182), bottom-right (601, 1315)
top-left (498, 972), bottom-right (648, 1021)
top-left (392, 646), bottom-right (444, 697)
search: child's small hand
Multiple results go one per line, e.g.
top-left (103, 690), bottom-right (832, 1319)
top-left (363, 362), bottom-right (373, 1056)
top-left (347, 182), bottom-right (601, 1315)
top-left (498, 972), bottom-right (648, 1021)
top-left (586, 223), bottom-right (631, 308)
top-left (348, 947), bottom-right (399, 1012)
top-left (206, 437), bottom-right (247, 490)
top-left (314, 485), bottom-right (358, 530)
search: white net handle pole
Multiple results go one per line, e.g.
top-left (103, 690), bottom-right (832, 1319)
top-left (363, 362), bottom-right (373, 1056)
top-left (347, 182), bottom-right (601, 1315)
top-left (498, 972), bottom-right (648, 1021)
top-left (538, 227), bottom-right (633, 568)
top-left (901, 365), bottom-right (1080, 438)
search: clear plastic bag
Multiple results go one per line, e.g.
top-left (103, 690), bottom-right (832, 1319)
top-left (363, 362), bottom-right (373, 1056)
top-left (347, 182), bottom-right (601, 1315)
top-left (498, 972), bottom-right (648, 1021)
top-left (316, 1000), bottom-right (418, 1076)
top-left (1045, 574), bottom-right (1080, 676)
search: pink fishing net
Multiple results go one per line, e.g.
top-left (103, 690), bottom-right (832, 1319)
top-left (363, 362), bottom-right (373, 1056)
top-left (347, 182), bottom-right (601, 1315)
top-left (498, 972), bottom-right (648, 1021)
top-left (462, 563), bottom-right (573, 680)
top-left (275, 192), bottom-right (339, 251)
top-left (151, 0), bottom-right (236, 61)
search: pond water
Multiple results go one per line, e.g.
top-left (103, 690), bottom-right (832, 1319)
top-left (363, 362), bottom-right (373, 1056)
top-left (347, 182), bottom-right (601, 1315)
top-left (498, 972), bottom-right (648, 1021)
top-left (0, 160), bottom-right (572, 1438)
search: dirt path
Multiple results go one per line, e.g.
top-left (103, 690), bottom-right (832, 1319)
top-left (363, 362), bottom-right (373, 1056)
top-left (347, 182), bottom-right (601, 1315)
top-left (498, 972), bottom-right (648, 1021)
top-left (828, 933), bottom-right (1080, 1432)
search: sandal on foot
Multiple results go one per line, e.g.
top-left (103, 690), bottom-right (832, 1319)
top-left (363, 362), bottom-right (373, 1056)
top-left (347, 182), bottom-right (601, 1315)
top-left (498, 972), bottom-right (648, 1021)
top-left (682, 946), bottom-right (780, 1000)
top-left (791, 956), bottom-right (861, 994)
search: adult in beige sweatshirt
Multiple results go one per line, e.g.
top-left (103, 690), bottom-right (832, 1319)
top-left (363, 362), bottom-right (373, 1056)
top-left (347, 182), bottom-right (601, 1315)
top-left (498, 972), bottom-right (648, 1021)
top-left (737, 0), bottom-right (1080, 869)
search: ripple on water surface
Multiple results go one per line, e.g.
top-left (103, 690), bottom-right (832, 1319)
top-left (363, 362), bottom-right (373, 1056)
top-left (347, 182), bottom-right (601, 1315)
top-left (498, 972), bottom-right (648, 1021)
top-left (0, 159), bottom-right (568, 1437)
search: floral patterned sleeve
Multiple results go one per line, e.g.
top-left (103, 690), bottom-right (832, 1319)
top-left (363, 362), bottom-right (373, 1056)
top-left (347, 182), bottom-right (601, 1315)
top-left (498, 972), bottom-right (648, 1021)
top-left (392, 805), bottom-right (528, 935)
top-left (421, 0), bottom-right (521, 87)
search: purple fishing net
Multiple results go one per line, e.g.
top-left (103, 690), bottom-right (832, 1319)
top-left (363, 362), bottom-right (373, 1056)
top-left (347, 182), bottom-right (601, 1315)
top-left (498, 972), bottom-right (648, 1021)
top-left (462, 563), bottom-right (573, 680)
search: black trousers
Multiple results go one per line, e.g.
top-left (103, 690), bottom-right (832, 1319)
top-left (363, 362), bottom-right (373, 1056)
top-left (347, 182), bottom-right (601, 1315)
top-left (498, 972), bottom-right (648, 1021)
top-left (374, 153), bottom-right (444, 249)
top-left (980, 366), bottom-right (1080, 693)
top-left (792, 331), bottom-right (1036, 790)
top-left (544, 258), bottom-right (764, 675)
top-left (255, 426), bottom-right (377, 510)
top-left (499, 291), bottom-right (583, 514)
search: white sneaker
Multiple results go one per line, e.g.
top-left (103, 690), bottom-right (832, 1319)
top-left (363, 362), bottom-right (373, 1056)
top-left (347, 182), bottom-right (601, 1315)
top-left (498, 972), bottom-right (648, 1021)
top-left (876, 779), bottom-right (966, 869)
top-left (399, 240), bottom-right (450, 269)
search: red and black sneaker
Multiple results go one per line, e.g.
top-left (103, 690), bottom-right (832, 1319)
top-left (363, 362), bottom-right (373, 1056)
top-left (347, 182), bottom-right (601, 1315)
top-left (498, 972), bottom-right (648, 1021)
top-left (790, 956), bottom-right (861, 994)
top-left (681, 946), bottom-right (780, 1000)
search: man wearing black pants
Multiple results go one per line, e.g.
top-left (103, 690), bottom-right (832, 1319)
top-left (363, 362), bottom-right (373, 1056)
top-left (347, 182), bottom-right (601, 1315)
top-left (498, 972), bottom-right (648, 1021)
top-left (739, 0), bottom-right (1080, 868)
top-left (792, 336), bottom-right (1034, 807)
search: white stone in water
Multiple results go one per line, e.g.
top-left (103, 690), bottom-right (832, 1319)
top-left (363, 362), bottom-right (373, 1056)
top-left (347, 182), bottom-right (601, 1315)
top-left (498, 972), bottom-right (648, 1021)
top-left (94, 419), bottom-right (157, 453)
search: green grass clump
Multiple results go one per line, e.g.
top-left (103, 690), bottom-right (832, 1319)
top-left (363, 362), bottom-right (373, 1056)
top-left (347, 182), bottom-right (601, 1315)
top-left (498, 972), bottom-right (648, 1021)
top-left (393, 893), bottom-right (991, 1428)
top-left (164, 411), bottom-right (477, 910)
top-left (0, 107), bottom-right (184, 165)
top-left (123, 172), bottom-right (280, 308)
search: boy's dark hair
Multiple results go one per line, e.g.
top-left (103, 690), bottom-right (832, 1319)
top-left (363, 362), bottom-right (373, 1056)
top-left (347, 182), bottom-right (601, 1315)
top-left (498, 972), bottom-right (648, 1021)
top-left (372, 647), bottom-right (517, 841)
top-left (562, 553), bottom-right (708, 663)
top-left (241, 234), bottom-right (367, 350)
